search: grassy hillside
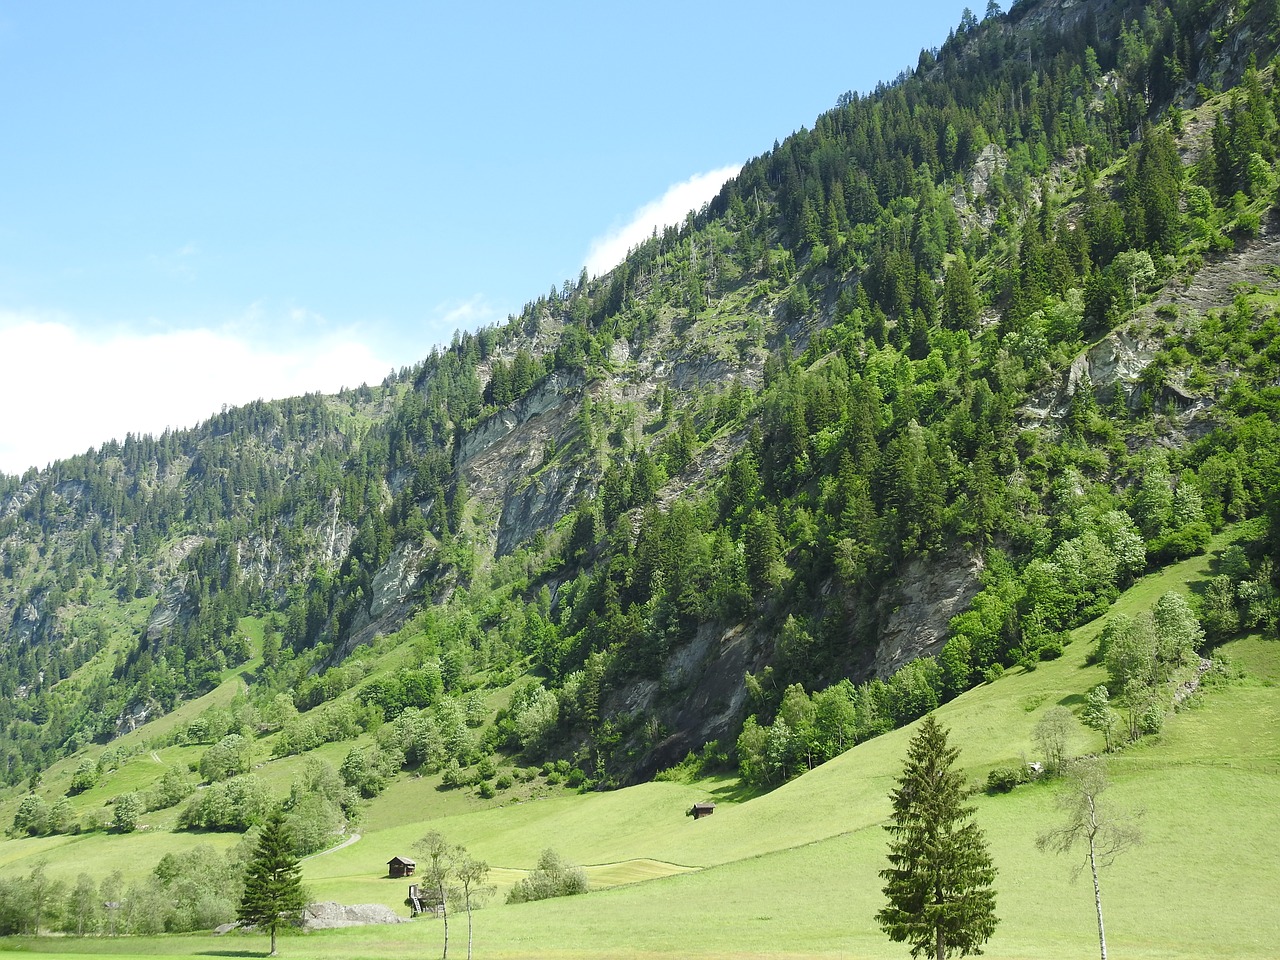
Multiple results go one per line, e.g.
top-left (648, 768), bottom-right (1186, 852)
top-left (1, 531), bottom-right (1275, 958)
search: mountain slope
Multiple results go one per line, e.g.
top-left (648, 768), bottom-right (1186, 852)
top-left (0, 0), bottom-right (1278, 817)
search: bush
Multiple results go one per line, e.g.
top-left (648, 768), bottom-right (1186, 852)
top-left (11, 794), bottom-right (51, 837)
top-left (506, 848), bottom-right (588, 904)
top-left (146, 766), bottom-right (196, 812)
top-left (1038, 638), bottom-right (1065, 661)
top-left (112, 793), bottom-right (143, 833)
top-left (441, 759), bottom-right (473, 789)
top-left (68, 756), bottom-right (98, 795)
top-left (1147, 522), bottom-right (1211, 563)
top-left (1138, 702), bottom-right (1166, 735)
top-left (476, 781), bottom-right (496, 799)
top-left (985, 767), bottom-right (1025, 794)
top-left (1234, 210), bottom-right (1261, 238)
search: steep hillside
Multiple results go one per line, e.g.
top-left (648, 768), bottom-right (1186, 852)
top-left (0, 536), bottom-right (1275, 957)
top-left (1, 0), bottom-right (1279, 836)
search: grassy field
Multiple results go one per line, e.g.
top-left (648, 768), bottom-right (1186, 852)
top-left (1, 536), bottom-right (1276, 958)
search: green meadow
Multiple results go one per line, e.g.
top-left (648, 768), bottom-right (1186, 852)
top-left (1, 542), bottom-right (1277, 959)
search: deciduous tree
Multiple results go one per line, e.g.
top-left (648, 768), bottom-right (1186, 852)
top-left (416, 830), bottom-right (456, 959)
top-left (1032, 706), bottom-right (1076, 774)
top-left (1036, 758), bottom-right (1141, 960)
top-left (454, 851), bottom-right (492, 960)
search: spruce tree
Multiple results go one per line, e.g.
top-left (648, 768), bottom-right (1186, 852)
top-left (877, 714), bottom-right (997, 960)
top-left (237, 809), bottom-right (307, 956)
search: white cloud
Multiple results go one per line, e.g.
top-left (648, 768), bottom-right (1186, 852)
top-left (0, 311), bottom-right (396, 476)
top-left (584, 164), bottom-right (742, 278)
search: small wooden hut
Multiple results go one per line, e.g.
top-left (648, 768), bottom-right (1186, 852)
top-left (691, 801), bottom-right (716, 819)
top-left (388, 855), bottom-right (416, 879)
top-left (407, 882), bottom-right (445, 916)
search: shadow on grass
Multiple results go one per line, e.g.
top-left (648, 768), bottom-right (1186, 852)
top-left (706, 780), bottom-right (765, 804)
top-left (1057, 693), bottom-right (1086, 707)
top-left (195, 952), bottom-right (268, 958)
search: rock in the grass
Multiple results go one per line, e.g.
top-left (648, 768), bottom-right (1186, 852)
top-left (212, 922), bottom-right (239, 935)
top-left (301, 901), bottom-right (408, 929)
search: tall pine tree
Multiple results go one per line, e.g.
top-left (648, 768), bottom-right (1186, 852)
top-left (237, 808), bottom-right (307, 956)
top-left (877, 714), bottom-right (998, 960)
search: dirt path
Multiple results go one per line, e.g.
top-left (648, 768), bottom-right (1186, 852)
top-left (301, 832), bottom-right (361, 862)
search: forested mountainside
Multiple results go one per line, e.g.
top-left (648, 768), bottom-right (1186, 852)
top-left (2, 0), bottom-right (1279, 808)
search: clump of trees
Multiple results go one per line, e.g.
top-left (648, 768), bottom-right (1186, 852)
top-left (180, 775), bottom-right (269, 831)
top-left (200, 733), bottom-right (253, 782)
top-left (1095, 590), bottom-right (1204, 740)
top-left (413, 831), bottom-right (492, 960)
top-left (0, 846), bottom-right (245, 937)
top-left (506, 848), bottom-right (588, 904)
top-left (736, 668), bottom-right (936, 787)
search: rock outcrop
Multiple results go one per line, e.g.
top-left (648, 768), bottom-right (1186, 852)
top-left (458, 371), bottom-right (589, 556)
top-left (873, 550), bottom-right (985, 679)
top-left (300, 901), bottom-right (408, 930)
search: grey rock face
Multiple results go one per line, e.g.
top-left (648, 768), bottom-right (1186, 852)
top-left (301, 901), bottom-right (407, 929)
top-left (873, 550), bottom-right (985, 679)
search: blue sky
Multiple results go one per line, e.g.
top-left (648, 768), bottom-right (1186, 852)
top-left (0, 0), bottom-right (974, 476)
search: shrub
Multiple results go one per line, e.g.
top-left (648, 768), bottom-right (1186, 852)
top-left (506, 848), bottom-right (588, 904)
top-left (985, 767), bottom-right (1024, 794)
top-left (146, 765), bottom-right (196, 812)
top-left (68, 756), bottom-right (98, 795)
top-left (112, 793), bottom-right (143, 833)
top-left (1138, 702), bottom-right (1166, 735)
top-left (11, 794), bottom-right (51, 837)
top-left (441, 759), bottom-right (472, 789)
top-left (1147, 522), bottom-right (1211, 563)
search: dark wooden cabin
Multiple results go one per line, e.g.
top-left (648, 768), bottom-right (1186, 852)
top-left (691, 801), bottom-right (716, 819)
top-left (388, 855), bottom-right (416, 878)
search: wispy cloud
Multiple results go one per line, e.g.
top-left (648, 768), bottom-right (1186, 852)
top-left (0, 310), bottom-right (396, 476)
top-left (147, 241), bottom-right (199, 280)
top-left (584, 165), bottom-right (742, 278)
top-left (430, 294), bottom-right (503, 335)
